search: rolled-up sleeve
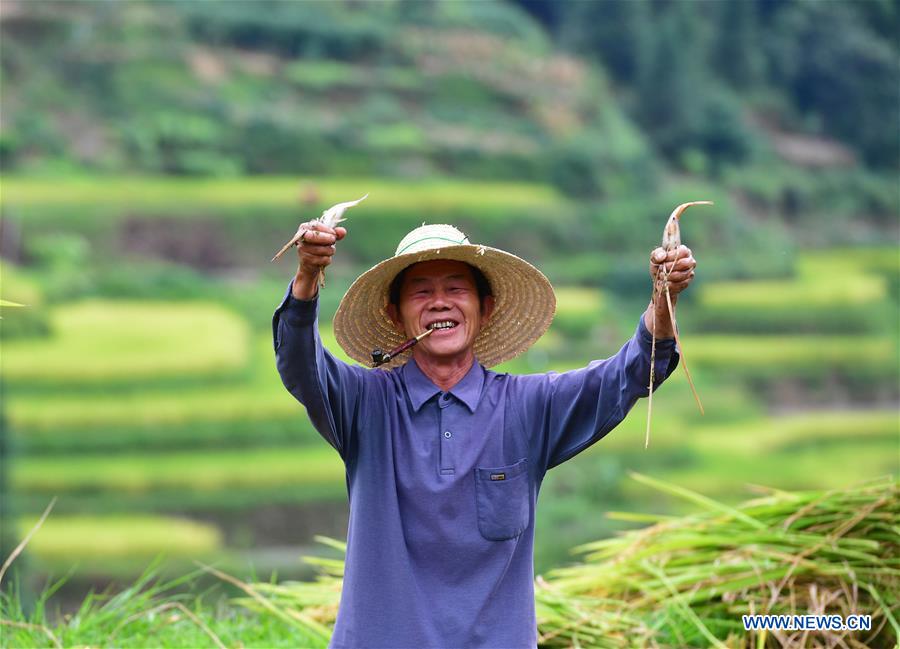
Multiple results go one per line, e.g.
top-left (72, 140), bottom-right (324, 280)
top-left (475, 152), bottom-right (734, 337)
top-left (272, 281), bottom-right (371, 464)
top-left (515, 315), bottom-right (679, 472)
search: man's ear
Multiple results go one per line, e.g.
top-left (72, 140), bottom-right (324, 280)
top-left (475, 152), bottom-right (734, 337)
top-left (480, 295), bottom-right (496, 323)
top-left (386, 302), bottom-right (405, 334)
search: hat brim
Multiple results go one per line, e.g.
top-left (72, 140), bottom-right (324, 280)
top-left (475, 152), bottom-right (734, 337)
top-left (333, 244), bottom-right (556, 369)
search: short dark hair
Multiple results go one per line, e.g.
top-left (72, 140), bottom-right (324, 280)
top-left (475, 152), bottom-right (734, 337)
top-left (388, 262), bottom-right (493, 311)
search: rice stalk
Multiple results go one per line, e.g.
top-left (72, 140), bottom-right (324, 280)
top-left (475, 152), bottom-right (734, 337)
top-left (536, 476), bottom-right (898, 648)
top-left (197, 562), bottom-right (332, 642)
top-left (0, 497), bottom-right (56, 586)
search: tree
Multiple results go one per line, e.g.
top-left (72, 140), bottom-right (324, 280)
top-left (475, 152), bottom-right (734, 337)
top-left (713, 0), bottom-right (763, 89)
top-left (773, 1), bottom-right (899, 167)
top-left (558, 0), bottom-right (650, 84)
top-left (635, 2), bottom-right (707, 158)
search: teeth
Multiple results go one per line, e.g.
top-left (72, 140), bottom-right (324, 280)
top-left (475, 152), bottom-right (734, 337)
top-left (429, 321), bottom-right (457, 330)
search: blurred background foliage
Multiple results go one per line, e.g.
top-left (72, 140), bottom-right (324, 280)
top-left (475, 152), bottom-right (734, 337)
top-left (0, 0), bottom-right (897, 615)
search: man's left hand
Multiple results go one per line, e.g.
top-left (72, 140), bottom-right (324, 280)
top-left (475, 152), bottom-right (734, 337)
top-left (645, 245), bottom-right (697, 338)
top-left (650, 245), bottom-right (696, 296)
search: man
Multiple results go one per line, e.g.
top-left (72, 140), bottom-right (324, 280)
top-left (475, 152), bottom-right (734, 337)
top-left (273, 222), bottom-right (695, 648)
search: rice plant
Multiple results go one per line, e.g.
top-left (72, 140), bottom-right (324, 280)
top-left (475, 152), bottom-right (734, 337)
top-left (688, 335), bottom-right (896, 379)
top-left (13, 446), bottom-right (344, 494)
top-left (3, 301), bottom-right (249, 384)
top-left (535, 475), bottom-right (899, 648)
top-left (2, 177), bottom-right (564, 214)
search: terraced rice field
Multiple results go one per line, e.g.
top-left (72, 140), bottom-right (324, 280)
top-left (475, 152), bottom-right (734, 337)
top-left (2, 196), bottom-right (895, 588)
top-left (2, 176), bottom-right (566, 219)
top-left (3, 301), bottom-right (249, 384)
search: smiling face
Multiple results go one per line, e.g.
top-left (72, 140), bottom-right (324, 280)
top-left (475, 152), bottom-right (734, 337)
top-left (387, 260), bottom-right (495, 365)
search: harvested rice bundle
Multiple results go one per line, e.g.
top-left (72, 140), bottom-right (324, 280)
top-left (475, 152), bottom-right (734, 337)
top-left (536, 475), bottom-right (898, 648)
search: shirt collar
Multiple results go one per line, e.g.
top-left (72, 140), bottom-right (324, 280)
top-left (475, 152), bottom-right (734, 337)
top-left (402, 357), bottom-right (485, 413)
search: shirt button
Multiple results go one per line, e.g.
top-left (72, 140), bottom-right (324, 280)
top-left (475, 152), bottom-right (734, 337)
top-left (443, 431), bottom-right (452, 439)
top-left (439, 393), bottom-right (451, 404)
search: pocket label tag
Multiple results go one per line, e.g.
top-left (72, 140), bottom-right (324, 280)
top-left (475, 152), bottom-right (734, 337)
top-left (490, 473), bottom-right (506, 481)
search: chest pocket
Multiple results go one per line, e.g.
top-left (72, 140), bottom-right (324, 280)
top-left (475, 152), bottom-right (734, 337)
top-left (474, 458), bottom-right (529, 541)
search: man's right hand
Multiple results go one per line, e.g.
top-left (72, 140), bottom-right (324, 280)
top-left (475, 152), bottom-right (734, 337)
top-left (292, 222), bottom-right (347, 300)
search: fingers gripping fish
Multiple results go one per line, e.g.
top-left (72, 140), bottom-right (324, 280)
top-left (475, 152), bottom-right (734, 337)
top-left (645, 201), bottom-right (712, 449)
top-left (271, 193), bottom-right (369, 287)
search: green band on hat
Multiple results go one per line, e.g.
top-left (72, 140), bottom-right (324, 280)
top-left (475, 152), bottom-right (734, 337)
top-left (395, 236), bottom-right (469, 256)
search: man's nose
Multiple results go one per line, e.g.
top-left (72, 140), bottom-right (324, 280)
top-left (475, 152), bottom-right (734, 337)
top-left (428, 290), bottom-right (451, 309)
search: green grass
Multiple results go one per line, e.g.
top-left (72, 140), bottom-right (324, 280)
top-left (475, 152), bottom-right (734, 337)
top-left (18, 515), bottom-right (223, 562)
top-left (569, 398), bottom-right (898, 509)
top-left (622, 410), bottom-right (900, 500)
top-left (10, 419), bottom-right (318, 455)
top-left (6, 330), bottom-right (355, 451)
top-left (13, 485), bottom-right (348, 516)
top-left (689, 334), bottom-right (897, 379)
top-left (0, 261), bottom-right (43, 307)
top-left (691, 248), bottom-right (897, 333)
top-left (8, 385), bottom-right (298, 435)
top-left (697, 272), bottom-right (885, 310)
top-left (688, 300), bottom-right (891, 334)
top-left (284, 60), bottom-right (423, 91)
top-left (12, 446), bottom-right (344, 494)
top-left (0, 567), bottom-right (327, 648)
top-left (2, 300), bottom-right (250, 384)
top-left (8, 307), bottom-right (349, 498)
top-left (7, 336), bottom-right (289, 431)
top-left (554, 287), bottom-right (605, 313)
top-left (2, 176), bottom-right (575, 280)
top-left (2, 176), bottom-right (565, 213)
top-left (0, 261), bottom-right (49, 338)
top-left (688, 410), bottom-right (899, 454)
top-left (551, 286), bottom-right (608, 338)
top-left (651, 441), bottom-right (898, 498)
top-left (797, 249), bottom-right (900, 280)
top-left (553, 286), bottom-right (608, 322)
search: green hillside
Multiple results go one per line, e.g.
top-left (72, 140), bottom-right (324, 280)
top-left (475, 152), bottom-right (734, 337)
top-left (0, 0), bottom-right (897, 612)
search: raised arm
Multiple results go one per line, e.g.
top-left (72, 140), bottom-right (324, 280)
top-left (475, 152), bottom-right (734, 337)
top-left (518, 246), bottom-right (697, 472)
top-left (272, 220), bottom-right (370, 463)
top-left (516, 317), bottom-right (679, 472)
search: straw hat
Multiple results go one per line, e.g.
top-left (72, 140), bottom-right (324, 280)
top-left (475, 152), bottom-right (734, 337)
top-left (333, 224), bottom-right (556, 369)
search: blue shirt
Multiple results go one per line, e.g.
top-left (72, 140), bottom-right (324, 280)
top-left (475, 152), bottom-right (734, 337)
top-left (273, 284), bottom-right (678, 648)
